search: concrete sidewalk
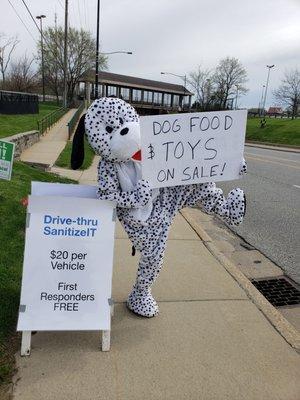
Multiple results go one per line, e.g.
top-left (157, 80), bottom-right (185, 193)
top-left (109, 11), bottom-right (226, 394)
top-left (51, 155), bottom-right (100, 186)
top-left (20, 109), bottom-right (77, 167)
top-left (12, 162), bottom-right (300, 400)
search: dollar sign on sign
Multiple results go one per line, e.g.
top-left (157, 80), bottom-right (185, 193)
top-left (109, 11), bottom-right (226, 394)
top-left (148, 143), bottom-right (155, 160)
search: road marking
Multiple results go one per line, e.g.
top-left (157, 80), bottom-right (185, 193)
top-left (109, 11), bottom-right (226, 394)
top-left (245, 152), bottom-right (300, 164)
top-left (246, 155), bottom-right (300, 170)
top-left (293, 185), bottom-right (300, 189)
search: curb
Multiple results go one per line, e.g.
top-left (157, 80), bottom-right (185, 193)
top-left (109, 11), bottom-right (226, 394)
top-left (180, 208), bottom-right (300, 351)
top-left (245, 142), bottom-right (300, 153)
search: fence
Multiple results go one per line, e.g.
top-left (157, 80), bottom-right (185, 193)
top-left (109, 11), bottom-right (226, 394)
top-left (0, 90), bottom-right (39, 114)
top-left (67, 102), bottom-right (85, 139)
top-left (37, 107), bottom-right (67, 135)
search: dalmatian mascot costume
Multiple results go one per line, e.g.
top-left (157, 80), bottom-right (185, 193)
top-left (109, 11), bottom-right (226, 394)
top-left (71, 97), bottom-right (246, 318)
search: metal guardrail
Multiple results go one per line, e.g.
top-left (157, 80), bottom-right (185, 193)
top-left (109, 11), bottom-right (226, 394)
top-left (37, 107), bottom-right (67, 135)
top-left (67, 102), bottom-right (85, 139)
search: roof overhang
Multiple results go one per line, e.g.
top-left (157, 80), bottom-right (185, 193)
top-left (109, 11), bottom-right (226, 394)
top-left (79, 70), bottom-right (193, 96)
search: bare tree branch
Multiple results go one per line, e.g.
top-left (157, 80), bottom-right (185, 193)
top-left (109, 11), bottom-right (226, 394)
top-left (187, 66), bottom-right (213, 110)
top-left (37, 26), bottom-right (107, 103)
top-left (0, 33), bottom-right (19, 87)
top-left (213, 57), bottom-right (248, 109)
top-left (274, 69), bottom-right (300, 119)
top-left (6, 54), bottom-right (38, 92)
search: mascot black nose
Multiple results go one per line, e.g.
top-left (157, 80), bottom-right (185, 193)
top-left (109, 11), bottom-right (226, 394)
top-left (120, 127), bottom-right (129, 136)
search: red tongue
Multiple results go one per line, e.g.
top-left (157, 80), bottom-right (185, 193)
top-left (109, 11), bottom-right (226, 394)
top-left (132, 150), bottom-right (141, 161)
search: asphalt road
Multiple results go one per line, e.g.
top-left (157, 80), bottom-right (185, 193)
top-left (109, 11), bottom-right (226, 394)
top-left (220, 145), bottom-right (300, 284)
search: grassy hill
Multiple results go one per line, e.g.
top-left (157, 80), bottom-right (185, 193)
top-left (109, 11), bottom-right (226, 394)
top-left (246, 117), bottom-right (300, 146)
top-left (0, 102), bottom-right (61, 139)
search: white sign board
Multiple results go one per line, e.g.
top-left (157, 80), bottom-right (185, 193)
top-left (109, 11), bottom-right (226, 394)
top-left (17, 184), bottom-right (116, 332)
top-left (0, 140), bottom-right (15, 181)
top-left (140, 110), bottom-right (247, 188)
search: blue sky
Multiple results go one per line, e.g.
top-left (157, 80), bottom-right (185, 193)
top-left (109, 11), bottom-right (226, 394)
top-left (1, 0), bottom-right (299, 108)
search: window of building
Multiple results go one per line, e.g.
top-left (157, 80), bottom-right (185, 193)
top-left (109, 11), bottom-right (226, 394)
top-left (107, 85), bottom-right (117, 96)
top-left (183, 96), bottom-right (190, 106)
top-left (96, 84), bottom-right (105, 97)
top-left (164, 93), bottom-right (172, 107)
top-left (173, 95), bottom-right (179, 106)
top-left (132, 89), bottom-right (142, 102)
top-left (120, 87), bottom-right (130, 100)
top-left (144, 91), bottom-right (153, 103)
top-left (153, 92), bottom-right (162, 104)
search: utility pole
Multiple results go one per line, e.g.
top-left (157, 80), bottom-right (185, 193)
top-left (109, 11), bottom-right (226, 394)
top-left (258, 84), bottom-right (265, 116)
top-left (95, 0), bottom-right (100, 99)
top-left (234, 85), bottom-right (239, 110)
top-left (262, 64), bottom-right (275, 116)
top-left (183, 74), bottom-right (187, 109)
top-left (63, 0), bottom-right (68, 108)
top-left (36, 15), bottom-right (46, 102)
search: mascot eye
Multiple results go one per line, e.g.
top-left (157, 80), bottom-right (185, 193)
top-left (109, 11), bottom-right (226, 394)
top-left (119, 117), bottom-right (124, 125)
top-left (106, 126), bottom-right (113, 133)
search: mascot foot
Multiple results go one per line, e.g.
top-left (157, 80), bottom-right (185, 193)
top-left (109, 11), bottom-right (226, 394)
top-left (227, 188), bottom-right (246, 226)
top-left (127, 285), bottom-right (159, 318)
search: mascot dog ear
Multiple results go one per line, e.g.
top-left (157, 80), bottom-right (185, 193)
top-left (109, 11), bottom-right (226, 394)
top-left (71, 113), bottom-right (86, 170)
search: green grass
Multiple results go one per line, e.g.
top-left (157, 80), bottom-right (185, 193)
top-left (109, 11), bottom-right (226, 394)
top-left (0, 102), bottom-right (61, 139)
top-left (55, 138), bottom-right (95, 170)
top-left (246, 117), bottom-right (300, 146)
top-left (0, 162), bottom-right (76, 385)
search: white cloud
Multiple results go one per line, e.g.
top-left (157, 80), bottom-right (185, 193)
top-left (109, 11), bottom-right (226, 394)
top-left (1, 0), bottom-right (299, 108)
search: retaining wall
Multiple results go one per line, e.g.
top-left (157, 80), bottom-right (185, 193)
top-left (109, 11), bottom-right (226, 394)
top-left (7, 130), bottom-right (40, 159)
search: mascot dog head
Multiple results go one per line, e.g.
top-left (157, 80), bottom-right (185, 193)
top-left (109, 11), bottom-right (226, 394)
top-left (71, 97), bottom-right (141, 169)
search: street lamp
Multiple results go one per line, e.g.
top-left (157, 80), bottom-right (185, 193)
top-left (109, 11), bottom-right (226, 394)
top-left (258, 84), bottom-right (265, 116)
top-left (36, 14), bottom-right (46, 102)
top-left (95, 51), bottom-right (133, 99)
top-left (101, 51), bottom-right (132, 55)
top-left (161, 72), bottom-right (187, 109)
top-left (262, 64), bottom-right (275, 116)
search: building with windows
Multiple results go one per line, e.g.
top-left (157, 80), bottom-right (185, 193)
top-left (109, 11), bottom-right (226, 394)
top-left (77, 70), bottom-right (193, 114)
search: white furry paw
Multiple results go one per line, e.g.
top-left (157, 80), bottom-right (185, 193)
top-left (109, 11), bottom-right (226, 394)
top-left (227, 188), bottom-right (246, 226)
top-left (127, 285), bottom-right (159, 318)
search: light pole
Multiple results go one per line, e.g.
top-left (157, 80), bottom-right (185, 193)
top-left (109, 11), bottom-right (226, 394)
top-left (36, 15), bottom-right (46, 102)
top-left (63, 0), bottom-right (68, 108)
top-left (102, 51), bottom-right (133, 55)
top-left (161, 71), bottom-right (187, 109)
top-left (95, 0), bottom-right (101, 99)
top-left (258, 84), bottom-right (265, 116)
top-left (234, 85), bottom-right (239, 110)
top-left (95, 51), bottom-right (132, 98)
top-left (94, 0), bottom-right (132, 98)
top-left (262, 64), bottom-right (275, 116)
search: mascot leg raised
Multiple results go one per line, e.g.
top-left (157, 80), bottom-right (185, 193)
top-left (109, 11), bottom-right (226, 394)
top-left (126, 182), bottom-right (246, 318)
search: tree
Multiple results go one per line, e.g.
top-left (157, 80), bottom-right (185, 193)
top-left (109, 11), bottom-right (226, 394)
top-left (6, 54), bottom-right (38, 92)
top-left (39, 26), bottom-right (107, 104)
top-left (213, 57), bottom-right (248, 109)
top-left (274, 69), bottom-right (300, 119)
top-left (0, 33), bottom-right (19, 88)
top-left (187, 66), bottom-right (214, 111)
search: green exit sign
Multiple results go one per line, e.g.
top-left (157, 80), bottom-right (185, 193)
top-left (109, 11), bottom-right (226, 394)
top-left (0, 140), bottom-right (15, 181)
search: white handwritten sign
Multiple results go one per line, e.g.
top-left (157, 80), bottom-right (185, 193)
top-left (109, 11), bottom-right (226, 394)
top-left (140, 110), bottom-right (247, 188)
